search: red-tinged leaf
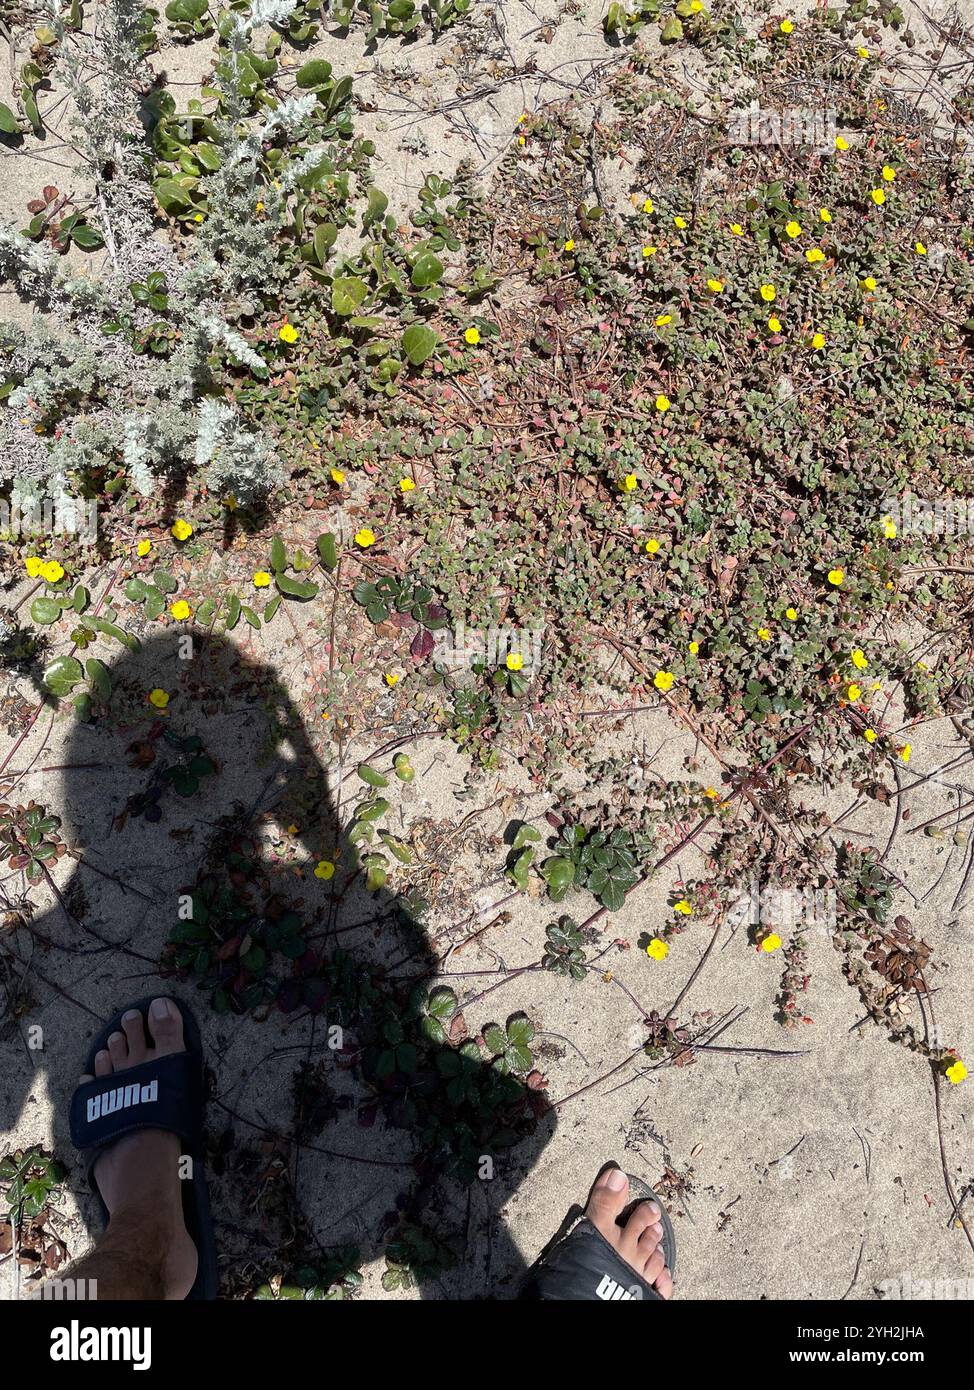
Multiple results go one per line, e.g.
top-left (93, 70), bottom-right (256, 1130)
top-left (525, 1069), bottom-right (548, 1091)
top-left (357, 1101), bottom-right (379, 1128)
top-left (410, 627), bottom-right (435, 661)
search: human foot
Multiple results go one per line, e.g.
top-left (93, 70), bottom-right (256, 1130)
top-left (584, 1166), bottom-right (674, 1299)
top-left (79, 997), bottom-right (198, 1299)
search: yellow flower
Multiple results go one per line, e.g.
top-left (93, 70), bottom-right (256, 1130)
top-left (688, 641), bottom-right (699, 655)
top-left (780, 19), bottom-right (793, 33)
top-left (642, 197), bottom-right (654, 213)
top-left (645, 538), bottom-right (660, 554)
top-left (870, 188), bottom-right (886, 205)
top-left (354, 528), bottom-right (376, 548)
top-left (673, 899), bottom-right (692, 916)
top-left (806, 248), bottom-right (825, 263)
top-left (768, 316), bottom-right (782, 333)
top-left (882, 516), bottom-right (897, 538)
top-left (811, 332), bottom-right (826, 349)
top-left (137, 539), bottom-right (152, 558)
top-left (706, 278), bottom-right (725, 293)
top-left (642, 245), bottom-right (657, 258)
top-left (314, 860), bottom-right (335, 881)
top-left (827, 568), bottom-right (844, 586)
top-left (761, 933), bottom-right (782, 952)
top-left (655, 394), bottom-right (671, 412)
top-left (563, 239), bottom-right (575, 252)
top-left (674, 216), bottom-right (688, 229)
top-left (399, 477), bottom-right (416, 492)
top-left (946, 1060), bottom-right (967, 1085)
top-left (862, 276), bottom-right (877, 291)
top-left (835, 135), bottom-right (849, 151)
top-left (330, 467), bottom-right (346, 485)
top-left (506, 652), bottom-right (524, 672)
top-left (785, 607), bottom-right (798, 620)
top-left (384, 672), bottom-right (400, 687)
top-left (170, 600), bottom-right (192, 621)
top-left (730, 223), bottom-right (744, 236)
top-left (899, 743), bottom-right (912, 764)
top-left (881, 165), bottom-right (896, 182)
top-left (253, 571), bottom-right (272, 587)
top-left (622, 473), bottom-right (638, 492)
top-left (689, 0), bottom-right (703, 10)
top-left (784, 220), bottom-right (802, 238)
top-left (646, 938), bottom-right (669, 961)
top-left (704, 787), bottom-right (719, 799)
top-left (171, 519), bottom-right (193, 541)
top-left (517, 134), bottom-right (526, 146)
top-left (24, 556), bottom-right (44, 577)
top-left (464, 326), bottom-right (481, 345)
top-left (864, 728), bottom-right (877, 743)
top-left (40, 560), bottom-right (65, 583)
top-left (148, 688), bottom-right (169, 709)
top-left (819, 208), bottom-right (832, 223)
top-left (851, 648), bottom-right (868, 670)
top-left (857, 45), bottom-right (869, 58)
top-left (915, 241), bottom-right (927, 255)
top-left (760, 283), bottom-right (776, 302)
top-left (193, 213), bottom-right (203, 224)
top-left (655, 313), bottom-right (672, 327)
top-left (255, 200), bottom-right (264, 212)
top-left (279, 324), bottom-right (299, 344)
top-left (757, 627), bottom-right (771, 641)
top-left (847, 683), bottom-right (862, 702)
top-left (654, 670), bottom-right (675, 692)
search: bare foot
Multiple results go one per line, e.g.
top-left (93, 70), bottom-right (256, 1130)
top-left (80, 997), bottom-right (198, 1299)
top-left (584, 1166), bottom-right (674, 1299)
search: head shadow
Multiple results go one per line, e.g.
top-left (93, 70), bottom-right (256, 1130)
top-left (1, 629), bottom-right (555, 1298)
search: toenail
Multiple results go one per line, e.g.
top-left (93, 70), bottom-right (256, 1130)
top-left (108, 1032), bottom-right (124, 1046)
top-left (605, 1167), bottom-right (627, 1190)
top-left (647, 1202), bottom-right (660, 1218)
top-left (150, 997), bottom-right (171, 1019)
top-left (122, 1010), bottom-right (141, 1022)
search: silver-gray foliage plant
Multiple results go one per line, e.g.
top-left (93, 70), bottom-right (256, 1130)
top-left (0, 0), bottom-right (304, 508)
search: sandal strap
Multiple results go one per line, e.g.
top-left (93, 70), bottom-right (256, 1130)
top-left (69, 1051), bottom-right (201, 1157)
top-left (522, 1215), bottom-right (662, 1301)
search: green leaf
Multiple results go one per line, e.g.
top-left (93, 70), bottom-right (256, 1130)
top-left (43, 655), bottom-right (84, 696)
top-left (313, 223), bottom-right (337, 264)
top-left (331, 276), bottom-right (368, 316)
top-left (512, 823), bottom-right (541, 850)
top-left (153, 569), bottom-right (178, 594)
top-left (263, 594), bottom-right (282, 622)
top-left (357, 763), bottom-right (388, 788)
top-left (316, 532), bottom-right (338, 571)
top-left (0, 103), bottom-right (20, 135)
top-left (661, 14), bottom-right (684, 40)
top-left (31, 597), bottom-right (62, 625)
top-left (410, 251), bottom-right (444, 289)
top-left (401, 323), bottom-right (438, 366)
top-left (124, 578), bottom-right (147, 601)
top-left (270, 534), bottom-right (287, 573)
top-left (86, 658), bottom-right (111, 700)
top-left (296, 58), bottom-right (333, 88)
top-left (541, 857), bottom-right (575, 899)
top-left (275, 574), bottom-right (319, 600)
top-left (225, 593), bottom-right (241, 630)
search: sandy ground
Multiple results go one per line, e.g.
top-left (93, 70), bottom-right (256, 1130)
top-left (1, 0), bottom-right (972, 1300)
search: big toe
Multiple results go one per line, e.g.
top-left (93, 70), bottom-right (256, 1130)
top-left (146, 997), bottom-right (185, 1057)
top-left (584, 1164), bottom-right (630, 1238)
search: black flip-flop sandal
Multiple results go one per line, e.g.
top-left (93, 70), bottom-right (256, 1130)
top-left (68, 996), bottom-right (218, 1300)
top-left (520, 1164), bottom-right (676, 1301)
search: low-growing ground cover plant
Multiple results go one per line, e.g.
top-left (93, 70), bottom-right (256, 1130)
top-left (1, 0), bottom-right (973, 1298)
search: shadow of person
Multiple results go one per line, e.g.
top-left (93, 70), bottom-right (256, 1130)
top-left (0, 630), bottom-right (555, 1298)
